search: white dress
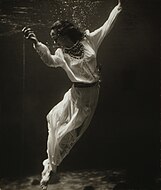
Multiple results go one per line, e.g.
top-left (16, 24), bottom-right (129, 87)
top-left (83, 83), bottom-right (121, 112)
top-left (34, 4), bottom-right (121, 174)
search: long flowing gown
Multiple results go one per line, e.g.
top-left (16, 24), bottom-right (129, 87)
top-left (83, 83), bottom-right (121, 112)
top-left (34, 4), bottom-right (121, 175)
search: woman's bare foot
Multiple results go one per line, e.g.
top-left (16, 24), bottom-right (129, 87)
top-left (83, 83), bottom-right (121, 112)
top-left (40, 159), bottom-right (57, 189)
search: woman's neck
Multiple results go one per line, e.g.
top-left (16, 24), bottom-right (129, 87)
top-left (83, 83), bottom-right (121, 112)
top-left (64, 41), bottom-right (84, 59)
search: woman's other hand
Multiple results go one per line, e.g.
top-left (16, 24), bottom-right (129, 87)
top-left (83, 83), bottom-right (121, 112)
top-left (22, 27), bottom-right (38, 45)
top-left (118, 0), bottom-right (126, 7)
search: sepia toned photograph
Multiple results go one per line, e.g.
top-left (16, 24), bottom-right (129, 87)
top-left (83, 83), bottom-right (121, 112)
top-left (0, 0), bottom-right (160, 189)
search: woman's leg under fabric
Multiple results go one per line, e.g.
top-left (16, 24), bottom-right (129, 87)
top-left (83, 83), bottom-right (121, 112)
top-left (40, 122), bottom-right (57, 189)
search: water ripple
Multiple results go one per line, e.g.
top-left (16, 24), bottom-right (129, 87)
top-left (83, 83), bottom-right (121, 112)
top-left (0, 0), bottom-right (105, 37)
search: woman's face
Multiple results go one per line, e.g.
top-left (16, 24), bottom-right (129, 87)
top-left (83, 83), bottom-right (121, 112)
top-left (50, 29), bottom-right (74, 48)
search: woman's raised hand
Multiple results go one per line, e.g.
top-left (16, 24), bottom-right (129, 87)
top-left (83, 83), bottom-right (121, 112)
top-left (22, 27), bottom-right (38, 44)
top-left (118, 0), bottom-right (126, 6)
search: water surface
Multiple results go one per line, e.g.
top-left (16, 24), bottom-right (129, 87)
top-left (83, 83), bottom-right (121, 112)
top-left (0, 0), bottom-right (105, 37)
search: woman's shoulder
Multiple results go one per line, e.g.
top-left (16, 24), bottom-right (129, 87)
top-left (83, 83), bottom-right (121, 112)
top-left (82, 29), bottom-right (92, 44)
top-left (84, 29), bottom-right (90, 38)
top-left (55, 48), bottom-right (66, 63)
top-left (55, 48), bottom-right (63, 56)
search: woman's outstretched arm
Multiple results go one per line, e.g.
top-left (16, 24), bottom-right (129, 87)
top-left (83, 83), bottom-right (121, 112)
top-left (87, 0), bottom-right (123, 51)
top-left (22, 27), bottom-right (63, 68)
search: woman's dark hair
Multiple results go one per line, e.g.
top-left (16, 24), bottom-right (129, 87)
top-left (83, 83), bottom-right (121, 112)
top-left (51, 20), bottom-right (84, 44)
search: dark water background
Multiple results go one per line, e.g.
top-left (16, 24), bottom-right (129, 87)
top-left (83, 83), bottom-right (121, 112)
top-left (0, 0), bottom-right (160, 186)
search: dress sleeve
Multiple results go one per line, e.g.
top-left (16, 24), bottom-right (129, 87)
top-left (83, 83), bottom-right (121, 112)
top-left (33, 42), bottom-right (64, 68)
top-left (86, 4), bottom-right (122, 52)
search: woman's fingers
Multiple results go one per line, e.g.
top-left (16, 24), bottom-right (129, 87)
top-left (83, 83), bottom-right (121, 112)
top-left (22, 27), bottom-right (36, 40)
top-left (24, 31), bottom-right (35, 39)
top-left (22, 26), bottom-right (28, 32)
top-left (118, 0), bottom-right (126, 6)
top-left (22, 26), bottom-right (38, 44)
top-left (22, 27), bottom-right (31, 33)
top-left (25, 32), bottom-right (36, 39)
top-left (24, 29), bottom-right (33, 36)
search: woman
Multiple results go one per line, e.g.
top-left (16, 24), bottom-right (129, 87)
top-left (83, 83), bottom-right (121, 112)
top-left (23, 1), bottom-right (122, 189)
